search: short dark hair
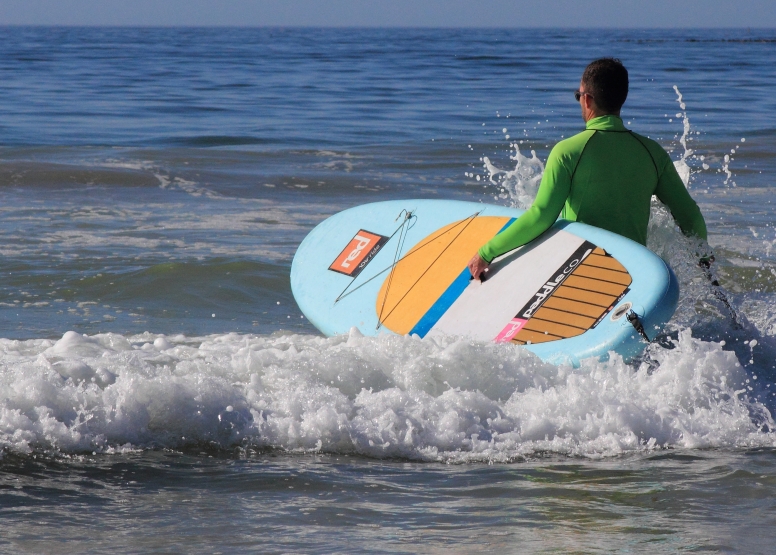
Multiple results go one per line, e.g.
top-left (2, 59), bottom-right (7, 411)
top-left (581, 58), bottom-right (629, 114)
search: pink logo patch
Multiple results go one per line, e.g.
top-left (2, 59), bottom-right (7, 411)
top-left (495, 318), bottom-right (527, 343)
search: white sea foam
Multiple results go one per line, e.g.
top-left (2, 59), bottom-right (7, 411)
top-left (0, 328), bottom-right (773, 461)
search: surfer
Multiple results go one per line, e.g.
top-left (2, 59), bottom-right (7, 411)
top-left (468, 58), bottom-right (708, 280)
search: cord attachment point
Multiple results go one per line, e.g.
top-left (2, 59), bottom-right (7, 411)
top-left (626, 310), bottom-right (651, 343)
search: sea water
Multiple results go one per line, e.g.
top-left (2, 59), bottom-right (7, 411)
top-left (1, 27), bottom-right (776, 553)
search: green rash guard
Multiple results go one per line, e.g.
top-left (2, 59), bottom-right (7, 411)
top-left (478, 115), bottom-right (708, 263)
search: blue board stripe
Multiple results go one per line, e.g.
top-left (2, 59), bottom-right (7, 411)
top-left (408, 217), bottom-right (517, 338)
top-left (497, 218), bottom-right (517, 234)
top-left (409, 268), bottom-right (472, 338)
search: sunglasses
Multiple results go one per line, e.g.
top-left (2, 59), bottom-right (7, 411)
top-left (574, 90), bottom-right (593, 102)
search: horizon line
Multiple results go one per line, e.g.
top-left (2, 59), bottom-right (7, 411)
top-left (1, 24), bottom-right (775, 30)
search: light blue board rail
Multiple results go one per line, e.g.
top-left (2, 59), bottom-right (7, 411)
top-left (291, 200), bottom-right (678, 366)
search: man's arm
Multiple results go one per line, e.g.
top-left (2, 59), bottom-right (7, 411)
top-left (653, 153), bottom-right (707, 240)
top-left (476, 147), bottom-right (572, 264)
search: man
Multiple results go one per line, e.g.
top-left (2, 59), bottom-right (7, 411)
top-left (467, 58), bottom-right (707, 279)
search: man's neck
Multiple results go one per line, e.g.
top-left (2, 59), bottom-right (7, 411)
top-left (585, 115), bottom-right (626, 131)
top-left (584, 110), bottom-right (619, 122)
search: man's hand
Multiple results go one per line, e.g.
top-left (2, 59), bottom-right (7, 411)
top-left (699, 254), bottom-right (715, 270)
top-left (468, 254), bottom-right (490, 281)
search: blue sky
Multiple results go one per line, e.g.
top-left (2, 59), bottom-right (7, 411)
top-left (2, 0), bottom-right (775, 27)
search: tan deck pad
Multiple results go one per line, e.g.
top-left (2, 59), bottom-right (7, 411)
top-left (552, 286), bottom-right (617, 307)
top-left (532, 306), bottom-right (598, 330)
top-left (573, 265), bottom-right (632, 286)
top-left (512, 328), bottom-right (563, 345)
top-left (563, 275), bottom-right (628, 297)
top-left (543, 296), bottom-right (610, 318)
top-left (584, 253), bottom-right (628, 273)
top-left (523, 317), bottom-right (587, 338)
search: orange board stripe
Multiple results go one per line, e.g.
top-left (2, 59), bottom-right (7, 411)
top-left (375, 216), bottom-right (511, 334)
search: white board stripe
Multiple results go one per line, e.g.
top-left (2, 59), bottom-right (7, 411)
top-left (426, 229), bottom-right (586, 341)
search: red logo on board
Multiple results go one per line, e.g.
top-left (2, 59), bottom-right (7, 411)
top-left (329, 230), bottom-right (388, 277)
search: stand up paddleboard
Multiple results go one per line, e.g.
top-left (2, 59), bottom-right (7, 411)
top-left (291, 200), bottom-right (678, 366)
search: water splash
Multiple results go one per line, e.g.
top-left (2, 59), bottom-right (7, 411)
top-left (672, 85), bottom-right (694, 186)
top-left (671, 86), bottom-right (747, 189)
top-left (482, 143), bottom-right (545, 209)
top-left (721, 144), bottom-right (745, 186)
top-left (1, 329), bottom-right (774, 462)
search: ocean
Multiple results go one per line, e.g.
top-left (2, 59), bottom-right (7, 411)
top-left (1, 26), bottom-right (776, 553)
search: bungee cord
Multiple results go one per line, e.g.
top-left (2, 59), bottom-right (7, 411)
top-left (333, 210), bottom-right (482, 311)
top-left (375, 211), bottom-right (480, 330)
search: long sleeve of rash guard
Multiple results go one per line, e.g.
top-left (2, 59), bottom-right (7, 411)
top-left (477, 115), bottom-right (708, 263)
top-left (653, 151), bottom-right (708, 241)
top-left (477, 146), bottom-right (572, 263)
